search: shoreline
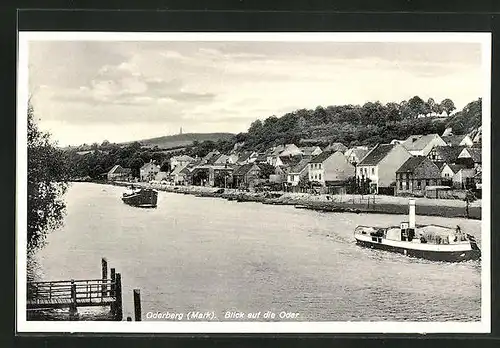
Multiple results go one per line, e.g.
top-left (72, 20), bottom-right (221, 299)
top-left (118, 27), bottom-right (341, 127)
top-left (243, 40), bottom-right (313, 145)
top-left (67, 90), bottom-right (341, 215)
top-left (104, 181), bottom-right (481, 220)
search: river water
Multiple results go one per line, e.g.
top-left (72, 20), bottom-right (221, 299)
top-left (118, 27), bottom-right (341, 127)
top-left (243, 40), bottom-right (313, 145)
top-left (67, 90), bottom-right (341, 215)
top-left (28, 182), bottom-right (481, 322)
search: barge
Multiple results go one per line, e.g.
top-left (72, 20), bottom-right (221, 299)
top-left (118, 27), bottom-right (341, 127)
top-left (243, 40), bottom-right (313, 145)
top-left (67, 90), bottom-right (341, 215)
top-left (122, 187), bottom-right (158, 208)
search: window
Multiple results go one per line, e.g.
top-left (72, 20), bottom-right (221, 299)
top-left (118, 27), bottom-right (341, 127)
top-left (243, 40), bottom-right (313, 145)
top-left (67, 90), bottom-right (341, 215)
top-left (371, 168), bottom-right (374, 175)
top-left (417, 180), bottom-right (421, 188)
top-left (426, 179), bottom-right (430, 186)
top-left (399, 180), bottom-right (403, 189)
top-left (318, 173), bottom-right (322, 180)
top-left (319, 163), bottom-right (322, 169)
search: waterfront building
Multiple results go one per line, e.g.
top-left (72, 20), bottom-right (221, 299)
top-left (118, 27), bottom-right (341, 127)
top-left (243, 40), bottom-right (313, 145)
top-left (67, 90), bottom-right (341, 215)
top-left (107, 165), bottom-right (132, 182)
top-left (308, 151), bottom-right (354, 187)
top-left (395, 156), bottom-right (442, 196)
top-left (140, 160), bottom-right (160, 182)
top-left (356, 143), bottom-right (412, 194)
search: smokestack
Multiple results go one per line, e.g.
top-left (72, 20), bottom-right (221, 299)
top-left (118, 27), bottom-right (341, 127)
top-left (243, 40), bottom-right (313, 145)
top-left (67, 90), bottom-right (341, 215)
top-left (408, 199), bottom-right (416, 229)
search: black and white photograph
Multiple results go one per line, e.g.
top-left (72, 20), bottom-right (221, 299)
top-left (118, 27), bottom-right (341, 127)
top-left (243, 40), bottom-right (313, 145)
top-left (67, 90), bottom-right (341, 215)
top-left (17, 32), bottom-right (491, 333)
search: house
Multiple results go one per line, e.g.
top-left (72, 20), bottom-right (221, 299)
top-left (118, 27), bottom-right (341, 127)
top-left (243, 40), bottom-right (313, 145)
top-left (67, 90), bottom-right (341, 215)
top-left (308, 151), bottom-right (354, 187)
top-left (286, 158), bottom-right (310, 189)
top-left (275, 155), bottom-right (302, 168)
top-left (401, 134), bottom-right (447, 156)
top-left (169, 155), bottom-right (195, 169)
top-left (470, 126), bottom-right (482, 144)
top-left (270, 165), bottom-right (289, 184)
top-left (356, 143), bottom-right (412, 194)
top-left (170, 163), bottom-right (189, 185)
top-left (140, 161), bottom-right (160, 182)
top-left (324, 142), bottom-right (348, 154)
top-left (208, 165), bottom-right (234, 187)
top-left (236, 151), bottom-right (256, 165)
top-left (155, 171), bottom-right (168, 182)
top-left (201, 150), bottom-right (221, 164)
top-left (107, 165), bottom-right (132, 182)
top-left (233, 163), bottom-right (261, 188)
top-left (440, 163), bottom-right (476, 189)
top-left (344, 146), bottom-right (370, 165)
top-left (442, 134), bottom-right (474, 147)
top-left (267, 144), bottom-right (301, 165)
top-left (427, 145), bottom-right (465, 165)
top-left (300, 146), bottom-right (322, 158)
top-left (395, 157), bottom-right (442, 196)
top-left (254, 153), bottom-right (268, 164)
top-left (227, 153), bottom-right (240, 164)
top-left (213, 154), bottom-right (231, 165)
top-left (457, 147), bottom-right (482, 171)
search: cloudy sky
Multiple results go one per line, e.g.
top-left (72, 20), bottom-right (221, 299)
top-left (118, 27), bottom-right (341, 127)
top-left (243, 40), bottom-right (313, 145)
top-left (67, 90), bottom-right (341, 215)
top-left (28, 40), bottom-right (484, 146)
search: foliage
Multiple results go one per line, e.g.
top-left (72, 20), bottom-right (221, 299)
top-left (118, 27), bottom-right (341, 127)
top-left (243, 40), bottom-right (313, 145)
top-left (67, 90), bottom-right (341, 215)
top-left (28, 102), bottom-right (69, 251)
top-left (446, 98), bottom-right (481, 135)
top-left (258, 163), bottom-right (276, 179)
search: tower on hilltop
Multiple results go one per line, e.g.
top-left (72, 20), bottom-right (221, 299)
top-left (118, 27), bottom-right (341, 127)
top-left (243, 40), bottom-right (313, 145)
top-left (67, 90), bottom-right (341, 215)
top-left (180, 126), bottom-right (183, 135)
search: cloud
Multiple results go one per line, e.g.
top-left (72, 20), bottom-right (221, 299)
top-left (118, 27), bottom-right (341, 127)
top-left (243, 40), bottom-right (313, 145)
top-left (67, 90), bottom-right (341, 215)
top-left (50, 60), bottom-right (216, 106)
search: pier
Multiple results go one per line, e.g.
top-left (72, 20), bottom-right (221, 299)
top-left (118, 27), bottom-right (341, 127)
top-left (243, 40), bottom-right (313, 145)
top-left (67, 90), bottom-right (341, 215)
top-left (27, 258), bottom-right (124, 320)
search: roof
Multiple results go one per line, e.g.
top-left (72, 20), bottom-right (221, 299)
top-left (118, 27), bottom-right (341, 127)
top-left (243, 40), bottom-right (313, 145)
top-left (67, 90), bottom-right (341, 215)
top-left (358, 144), bottom-right (395, 166)
top-left (140, 162), bottom-right (159, 170)
top-left (278, 155), bottom-right (302, 166)
top-left (402, 134), bottom-right (439, 151)
top-left (447, 164), bottom-right (469, 174)
top-left (171, 155), bottom-right (194, 161)
top-left (325, 142), bottom-right (347, 153)
top-left (467, 148), bottom-right (482, 163)
top-left (233, 163), bottom-right (259, 176)
top-left (289, 158), bottom-right (311, 174)
top-left (347, 148), bottom-right (370, 162)
top-left (443, 135), bottom-right (469, 146)
top-left (432, 145), bottom-right (465, 163)
top-left (108, 165), bottom-right (131, 174)
top-left (396, 156), bottom-right (428, 173)
top-left (310, 150), bottom-right (336, 163)
top-left (237, 151), bottom-right (252, 162)
top-left (171, 163), bottom-right (189, 175)
top-left (255, 153), bottom-right (267, 162)
top-left (300, 146), bottom-right (321, 156)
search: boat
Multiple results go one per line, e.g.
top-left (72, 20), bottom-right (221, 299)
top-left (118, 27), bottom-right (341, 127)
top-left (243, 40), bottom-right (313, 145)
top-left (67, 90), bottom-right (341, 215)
top-left (354, 199), bottom-right (480, 262)
top-left (122, 187), bottom-right (158, 208)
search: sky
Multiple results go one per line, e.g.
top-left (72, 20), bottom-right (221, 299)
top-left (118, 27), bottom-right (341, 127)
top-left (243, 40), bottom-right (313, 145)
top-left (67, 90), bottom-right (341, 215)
top-left (27, 39), bottom-right (484, 147)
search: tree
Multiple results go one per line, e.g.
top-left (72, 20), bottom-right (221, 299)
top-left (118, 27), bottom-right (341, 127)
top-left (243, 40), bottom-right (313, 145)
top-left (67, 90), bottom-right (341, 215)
top-left (258, 163), bottom-right (276, 180)
top-left (160, 159), bottom-right (171, 173)
top-left (441, 98), bottom-right (456, 116)
top-left (408, 96), bottom-right (425, 117)
top-left (27, 102), bottom-right (69, 251)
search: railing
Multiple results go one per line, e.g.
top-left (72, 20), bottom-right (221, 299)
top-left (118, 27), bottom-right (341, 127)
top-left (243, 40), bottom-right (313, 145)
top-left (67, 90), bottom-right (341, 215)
top-left (27, 279), bottom-right (116, 302)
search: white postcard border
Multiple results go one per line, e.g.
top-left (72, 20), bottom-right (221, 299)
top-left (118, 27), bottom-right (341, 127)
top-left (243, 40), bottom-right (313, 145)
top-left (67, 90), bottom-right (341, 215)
top-left (16, 31), bottom-right (492, 334)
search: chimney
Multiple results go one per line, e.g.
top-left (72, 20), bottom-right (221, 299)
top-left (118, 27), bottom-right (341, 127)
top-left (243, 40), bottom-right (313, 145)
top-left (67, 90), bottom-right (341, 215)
top-left (408, 199), bottom-right (416, 229)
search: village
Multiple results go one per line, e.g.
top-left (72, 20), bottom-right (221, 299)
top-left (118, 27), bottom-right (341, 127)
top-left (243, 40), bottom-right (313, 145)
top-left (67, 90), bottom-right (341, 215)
top-left (107, 126), bottom-right (482, 201)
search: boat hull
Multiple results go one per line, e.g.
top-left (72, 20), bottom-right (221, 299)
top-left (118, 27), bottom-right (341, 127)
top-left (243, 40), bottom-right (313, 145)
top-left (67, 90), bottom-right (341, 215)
top-left (354, 235), bottom-right (480, 262)
top-left (122, 189), bottom-right (158, 208)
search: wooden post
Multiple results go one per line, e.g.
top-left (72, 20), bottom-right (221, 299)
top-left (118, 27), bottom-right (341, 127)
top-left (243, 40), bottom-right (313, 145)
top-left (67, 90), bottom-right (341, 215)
top-left (133, 289), bottom-right (142, 321)
top-left (69, 279), bottom-right (77, 319)
top-left (101, 258), bottom-right (108, 297)
top-left (127, 316), bottom-right (132, 321)
top-left (115, 273), bottom-right (123, 321)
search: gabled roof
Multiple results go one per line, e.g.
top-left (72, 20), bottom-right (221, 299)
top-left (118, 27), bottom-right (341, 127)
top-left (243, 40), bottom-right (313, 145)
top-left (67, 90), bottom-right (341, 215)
top-left (237, 151), bottom-right (252, 162)
top-left (171, 163), bottom-right (189, 175)
top-left (396, 156), bottom-right (428, 173)
top-left (431, 145), bottom-right (465, 163)
top-left (233, 163), bottom-right (259, 176)
top-left (278, 155), bottom-right (302, 166)
top-left (289, 158), bottom-right (310, 174)
top-left (300, 146), bottom-right (321, 156)
top-left (443, 134), bottom-right (470, 146)
top-left (447, 164), bottom-right (469, 174)
top-left (255, 153), bottom-right (267, 162)
top-left (309, 150), bottom-right (336, 163)
top-left (108, 165), bottom-right (131, 175)
top-left (466, 148), bottom-right (482, 163)
top-left (325, 142), bottom-right (347, 153)
top-left (402, 134), bottom-right (440, 151)
top-left (358, 144), bottom-right (395, 166)
top-left (140, 161), bottom-right (159, 170)
top-left (346, 148), bottom-right (370, 162)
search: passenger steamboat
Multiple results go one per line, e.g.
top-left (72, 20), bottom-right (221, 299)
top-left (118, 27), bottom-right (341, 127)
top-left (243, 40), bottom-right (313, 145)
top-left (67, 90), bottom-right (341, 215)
top-left (354, 199), bottom-right (480, 262)
top-left (122, 187), bottom-right (158, 208)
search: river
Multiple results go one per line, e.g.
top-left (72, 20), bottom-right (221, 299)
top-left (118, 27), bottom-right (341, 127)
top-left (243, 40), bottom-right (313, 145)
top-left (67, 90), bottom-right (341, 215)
top-left (28, 182), bottom-right (481, 322)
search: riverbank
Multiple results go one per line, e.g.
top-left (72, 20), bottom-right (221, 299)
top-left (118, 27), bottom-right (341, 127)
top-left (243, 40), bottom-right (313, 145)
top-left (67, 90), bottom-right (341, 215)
top-left (112, 181), bottom-right (481, 220)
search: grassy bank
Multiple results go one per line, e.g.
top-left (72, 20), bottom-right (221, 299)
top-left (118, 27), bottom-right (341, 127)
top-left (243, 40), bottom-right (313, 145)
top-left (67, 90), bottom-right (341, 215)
top-left (112, 181), bottom-right (481, 220)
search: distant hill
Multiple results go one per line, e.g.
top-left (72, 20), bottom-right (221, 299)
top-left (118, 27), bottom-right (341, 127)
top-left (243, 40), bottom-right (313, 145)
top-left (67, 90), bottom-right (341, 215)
top-left (130, 132), bottom-right (235, 149)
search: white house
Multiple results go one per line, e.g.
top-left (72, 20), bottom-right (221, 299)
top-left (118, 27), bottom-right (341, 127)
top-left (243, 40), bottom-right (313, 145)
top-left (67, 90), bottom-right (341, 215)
top-left (440, 163), bottom-right (475, 189)
top-left (155, 171), bottom-right (168, 182)
top-left (402, 134), bottom-right (447, 156)
top-left (356, 143), bottom-right (412, 193)
top-left (457, 147), bottom-right (482, 172)
top-left (299, 146), bottom-right (322, 158)
top-left (170, 155), bottom-right (194, 169)
top-left (287, 159), bottom-right (310, 187)
top-left (140, 161), bottom-right (160, 182)
top-left (308, 151), bottom-right (354, 186)
top-left (344, 146), bottom-right (370, 165)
